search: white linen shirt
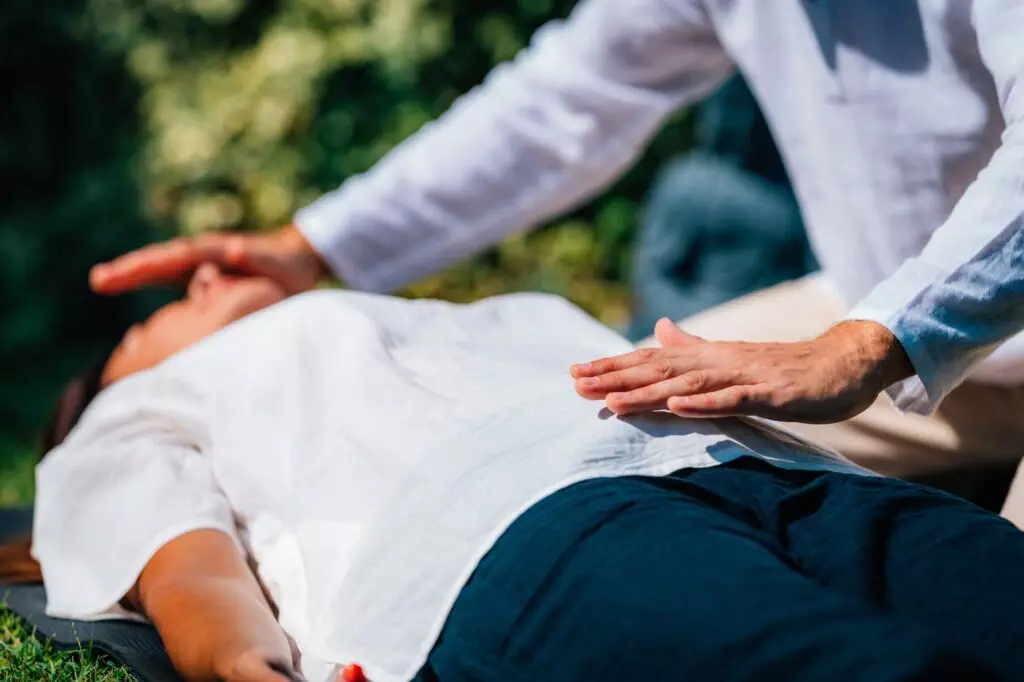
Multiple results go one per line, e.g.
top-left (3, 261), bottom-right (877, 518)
top-left (295, 0), bottom-right (1024, 412)
top-left (33, 292), bottom-right (864, 682)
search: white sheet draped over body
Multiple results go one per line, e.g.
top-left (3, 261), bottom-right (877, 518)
top-left (33, 292), bottom-right (865, 682)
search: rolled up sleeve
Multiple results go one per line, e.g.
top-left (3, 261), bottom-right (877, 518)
top-left (847, 0), bottom-right (1024, 413)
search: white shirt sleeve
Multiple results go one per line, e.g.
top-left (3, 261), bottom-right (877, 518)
top-left (294, 0), bottom-right (733, 293)
top-left (32, 365), bottom-right (238, 620)
top-left (847, 0), bottom-right (1024, 413)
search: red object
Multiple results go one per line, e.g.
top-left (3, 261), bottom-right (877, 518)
top-left (340, 663), bottom-right (367, 682)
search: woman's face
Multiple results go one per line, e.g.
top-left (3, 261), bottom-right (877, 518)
top-left (102, 263), bottom-right (287, 385)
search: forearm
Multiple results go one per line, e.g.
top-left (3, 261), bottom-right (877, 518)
top-left (142, 576), bottom-right (292, 681)
top-left (847, 137), bottom-right (1024, 411)
top-left (818, 320), bottom-right (914, 396)
top-left (845, 0), bottom-right (1024, 412)
top-left (295, 0), bottom-right (731, 292)
top-left (133, 530), bottom-right (294, 682)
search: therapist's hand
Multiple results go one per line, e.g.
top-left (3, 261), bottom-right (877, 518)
top-left (90, 225), bottom-right (329, 296)
top-left (572, 318), bottom-right (913, 424)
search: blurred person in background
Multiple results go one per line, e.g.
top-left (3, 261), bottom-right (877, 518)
top-left (91, 2), bottom-right (1024, 488)
top-left (628, 74), bottom-right (816, 340)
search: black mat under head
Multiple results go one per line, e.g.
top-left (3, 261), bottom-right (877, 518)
top-left (0, 507), bottom-right (181, 682)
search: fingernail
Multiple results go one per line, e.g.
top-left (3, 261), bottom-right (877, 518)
top-left (340, 663), bottom-right (367, 682)
top-left (606, 392), bottom-right (622, 401)
top-left (580, 377), bottom-right (599, 386)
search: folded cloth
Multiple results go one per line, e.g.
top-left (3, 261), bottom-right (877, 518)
top-left (0, 507), bottom-right (181, 682)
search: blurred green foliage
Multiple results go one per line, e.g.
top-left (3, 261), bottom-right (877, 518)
top-left (1, 0), bottom-right (695, 444)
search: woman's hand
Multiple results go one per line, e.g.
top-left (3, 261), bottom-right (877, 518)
top-left (572, 318), bottom-right (913, 424)
top-left (90, 225), bottom-right (329, 296)
top-left (216, 648), bottom-right (305, 682)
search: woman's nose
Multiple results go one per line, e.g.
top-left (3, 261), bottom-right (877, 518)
top-left (187, 262), bottom-right (223, 301)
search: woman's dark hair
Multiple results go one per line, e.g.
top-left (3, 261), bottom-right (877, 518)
top-left (0, 362), bottom-right (107, 584)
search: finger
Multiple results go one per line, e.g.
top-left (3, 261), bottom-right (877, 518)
top-left (605, 371), bottom-right (739, 415)
top-left (666, 386), bottom-right (768, 418)
top-left (90, 235), bottom-right (242, 294)
top-left (242, 658), bottom-right (303, 682)
top-left (90, 239), bottom-right (206, 294)
top-left (574, 357), bottom-right (696, 399)
top-left (654, 317), bottom-right (704, 348)
top-left (267, 658), bottom-right (306, 682)
top-left (570, 347), bottom-right (662, 379)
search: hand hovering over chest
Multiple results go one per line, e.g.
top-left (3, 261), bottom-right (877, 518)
top-left (572, 318), bottom-right (913, 424)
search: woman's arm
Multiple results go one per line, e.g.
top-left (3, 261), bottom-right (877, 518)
top-left (127, 529), bottom-right (301, 682)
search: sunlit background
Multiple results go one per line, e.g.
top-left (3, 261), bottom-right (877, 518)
top-left (1, 0), bottom-right (698, 486)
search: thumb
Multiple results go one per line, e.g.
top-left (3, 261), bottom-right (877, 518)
top-left (655, 318), bottom-right (704, 348)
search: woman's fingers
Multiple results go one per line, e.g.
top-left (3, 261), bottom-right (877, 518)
top-left (605, 371), bottom-right (738, 414)
top-left (232, 655), bottom-right (307, 682)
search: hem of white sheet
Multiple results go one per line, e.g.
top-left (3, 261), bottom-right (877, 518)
top-left (358, 446), bottom-right (868, 682)
top-left (42, 518), bottom-right (239, 621)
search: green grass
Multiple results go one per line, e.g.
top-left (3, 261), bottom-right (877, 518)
top-left (0, 608), bottom-right (134, 681)
top-left (1, 445), bottom-right (135, 681)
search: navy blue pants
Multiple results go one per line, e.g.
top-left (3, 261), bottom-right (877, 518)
top-left (414, 458), bottom-right (1024, 682)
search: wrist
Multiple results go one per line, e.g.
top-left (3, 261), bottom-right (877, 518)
top-left (279, 224), bottom-right (330, 281)
top-left (822, 320), bottom-right (914, 393)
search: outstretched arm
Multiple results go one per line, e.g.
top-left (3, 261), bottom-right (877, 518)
top-left (33, 368), bottom-right (302, 681)
top-left (91, 0), bottom-right (732, 296)
top-left (127, 529), bottom-right (301, 682)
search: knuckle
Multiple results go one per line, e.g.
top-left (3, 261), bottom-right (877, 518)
top-left (716, 388), bottom-right (745, 409)
top-left (767, 384), bottom-right (798, 407)
top-left (684, 371), bottom-right (707, 392)
top-left (637, 348), bottom-right (657, 362)
top-left (168, 239), bottom-right (194, 257)
top-left (653, 358), bottom-right (674, 380)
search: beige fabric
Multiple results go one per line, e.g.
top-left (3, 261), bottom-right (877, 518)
top-left (639, 274), bottom-right (1024, 529)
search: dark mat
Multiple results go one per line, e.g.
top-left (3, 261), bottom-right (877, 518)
top-left (0, 507), bottom-right (181, 682)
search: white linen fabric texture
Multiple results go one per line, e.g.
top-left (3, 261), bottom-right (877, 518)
top-left (33, 292), bottom-right (866, 682)
top-left (295, 0), bottom-right (1024, 414)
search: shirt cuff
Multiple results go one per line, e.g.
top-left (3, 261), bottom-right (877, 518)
top-left (293, 200), bottom-right (374, 293)
top-left (844, 304), bottom-right (942, 415)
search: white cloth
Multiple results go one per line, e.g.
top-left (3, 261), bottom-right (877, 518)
top-left (33, 291), bottom-right (865, 682)
top-left (294, 0), bottom-right (1024, 412)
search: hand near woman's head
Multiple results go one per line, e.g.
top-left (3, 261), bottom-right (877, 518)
top-left (90, 225), bottom-right (328, 297)
top-left (102, 262), bottom-right (288, 384)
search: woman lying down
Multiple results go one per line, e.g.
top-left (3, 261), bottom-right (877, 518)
top-left (7, 265), bottom-right (1024, 682)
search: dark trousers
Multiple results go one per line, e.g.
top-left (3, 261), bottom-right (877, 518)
top-left (414, 458), bottom-right (1024, 682)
